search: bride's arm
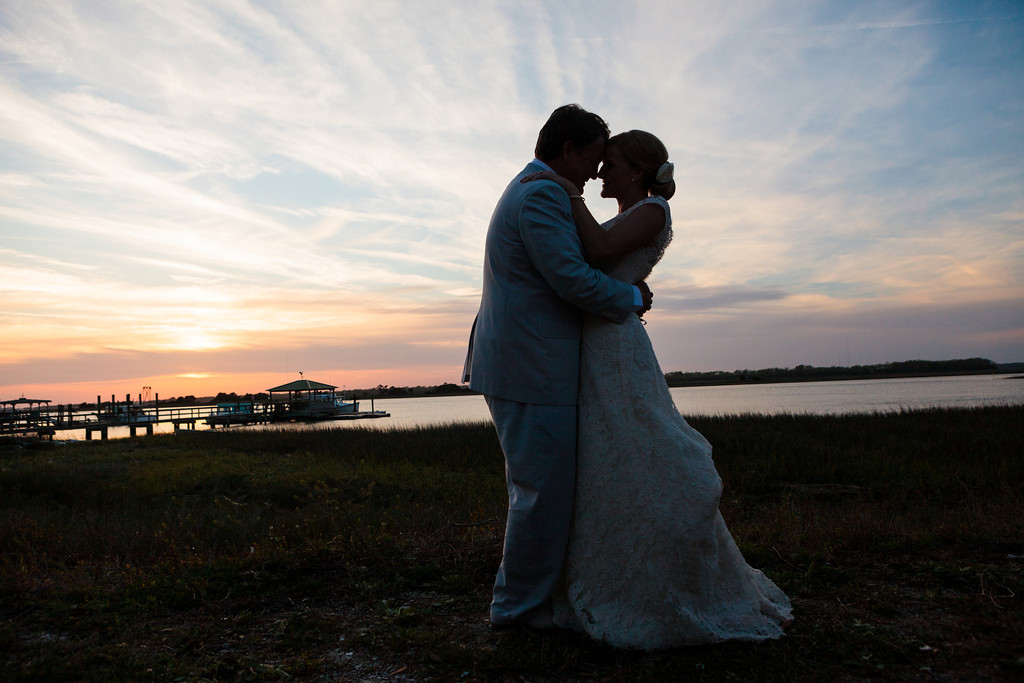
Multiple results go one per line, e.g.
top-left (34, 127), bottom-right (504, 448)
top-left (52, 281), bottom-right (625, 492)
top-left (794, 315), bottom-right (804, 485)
top-left (568, 198), bottom-right (665, 267)
top-left (523, 171), bottom-right (666, 268)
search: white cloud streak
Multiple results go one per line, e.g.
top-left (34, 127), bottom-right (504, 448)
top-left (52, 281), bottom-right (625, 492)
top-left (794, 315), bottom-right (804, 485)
top-left (0, 0), bottom-right (1022, 400)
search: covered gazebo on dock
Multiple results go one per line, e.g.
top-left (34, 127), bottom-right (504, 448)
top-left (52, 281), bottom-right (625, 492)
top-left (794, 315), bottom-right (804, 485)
top-left (1, 398), bottom-right (51, 410)
top-left (1, 398), bottom-right (52, 420)
top-left (267, 378), bottom-right (340, 401)
top-left (265, 378), bottom-right (357, 420)
top-left (1, 398), bottom-right (54, 437)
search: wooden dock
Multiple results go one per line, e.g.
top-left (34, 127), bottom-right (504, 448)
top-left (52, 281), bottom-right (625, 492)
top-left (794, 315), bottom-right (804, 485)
top-left (1, 396), bottom-right (390, 440)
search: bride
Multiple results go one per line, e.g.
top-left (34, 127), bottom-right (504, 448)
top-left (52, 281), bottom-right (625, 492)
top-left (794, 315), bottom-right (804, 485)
top-left (525, 130), bottom-right (792, 649)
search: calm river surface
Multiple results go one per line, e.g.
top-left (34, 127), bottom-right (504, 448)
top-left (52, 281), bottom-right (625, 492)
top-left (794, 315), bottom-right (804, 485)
top-left (54, 374), bottom-right (1023, 439)
top-left (347, 373), bottom-right (1024, 430)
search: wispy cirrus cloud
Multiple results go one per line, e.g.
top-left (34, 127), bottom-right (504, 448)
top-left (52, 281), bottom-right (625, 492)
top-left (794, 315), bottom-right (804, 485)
top-left (0, 0), bottom-right (1021, 402)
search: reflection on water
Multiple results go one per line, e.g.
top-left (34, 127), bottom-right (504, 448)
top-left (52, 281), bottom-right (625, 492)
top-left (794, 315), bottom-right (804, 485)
top-left (52, 374), bottom-right (1023, 439)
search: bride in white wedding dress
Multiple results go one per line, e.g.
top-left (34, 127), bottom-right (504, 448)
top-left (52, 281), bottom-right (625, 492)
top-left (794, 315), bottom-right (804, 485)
top-left (527, 130), bottom-right (792, 650)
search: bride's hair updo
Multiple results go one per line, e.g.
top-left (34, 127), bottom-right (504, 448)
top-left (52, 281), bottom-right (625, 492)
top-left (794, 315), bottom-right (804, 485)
top-left (608, 130), bottom-right (675, 200)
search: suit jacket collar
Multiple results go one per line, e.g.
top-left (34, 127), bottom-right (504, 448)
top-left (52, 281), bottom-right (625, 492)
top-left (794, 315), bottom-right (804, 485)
top-left (530, 158), bottom-right (555, 173)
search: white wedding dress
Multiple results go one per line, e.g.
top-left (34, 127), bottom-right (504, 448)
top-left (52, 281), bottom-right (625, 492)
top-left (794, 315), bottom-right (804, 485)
top-left (552, 196), bottom-right (792, 649)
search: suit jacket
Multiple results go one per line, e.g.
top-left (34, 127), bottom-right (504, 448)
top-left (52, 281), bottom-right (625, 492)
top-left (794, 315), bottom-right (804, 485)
top-left (463, 162), bottom-right (638, 406)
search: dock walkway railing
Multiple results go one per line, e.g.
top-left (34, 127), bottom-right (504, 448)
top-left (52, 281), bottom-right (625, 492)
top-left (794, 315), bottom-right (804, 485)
top-left (1, 396), bottom-right (387, 440)
top-left (0, 399), bottom-right (271, 440)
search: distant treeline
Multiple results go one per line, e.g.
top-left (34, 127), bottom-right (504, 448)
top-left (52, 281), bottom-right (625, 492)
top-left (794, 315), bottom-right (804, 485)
top-left (80, 358), bottom-right (1017, 408)
top-left (350, 382), bottom-right (475, 398)
top-left (356, 358), bottom-right (1021, 396)
top-left (664, 357), bottom-right (1019, 387)
top-left (159, 383), bottom-right (476, 405)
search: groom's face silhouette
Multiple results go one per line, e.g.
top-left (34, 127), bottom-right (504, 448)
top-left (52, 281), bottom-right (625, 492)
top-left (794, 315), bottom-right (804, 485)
top-left (551, 137), bottom-right (606, 194)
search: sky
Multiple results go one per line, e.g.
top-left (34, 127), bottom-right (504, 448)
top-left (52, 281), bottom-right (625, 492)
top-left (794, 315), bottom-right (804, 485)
top-left (1, 0), bottom-right (1022, 404)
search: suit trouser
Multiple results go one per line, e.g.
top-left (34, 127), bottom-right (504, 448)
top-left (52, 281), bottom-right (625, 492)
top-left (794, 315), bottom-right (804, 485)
top-left (485, 395), bottom-right (576, 624)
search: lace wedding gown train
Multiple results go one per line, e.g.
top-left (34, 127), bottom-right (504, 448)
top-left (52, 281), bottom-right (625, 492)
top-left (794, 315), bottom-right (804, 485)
top-left (552, 196), bottom-right (792, 649)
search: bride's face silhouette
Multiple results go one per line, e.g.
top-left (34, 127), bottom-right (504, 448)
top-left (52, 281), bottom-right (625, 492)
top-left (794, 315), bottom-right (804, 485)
top-left (598, 144), bottom-right (639, 199)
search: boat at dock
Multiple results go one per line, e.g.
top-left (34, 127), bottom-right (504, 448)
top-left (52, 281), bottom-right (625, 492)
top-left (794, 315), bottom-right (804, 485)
top-left (204, 402), bottom-right (267, 427)
top-left (103, 403), bottom-right (158, 424)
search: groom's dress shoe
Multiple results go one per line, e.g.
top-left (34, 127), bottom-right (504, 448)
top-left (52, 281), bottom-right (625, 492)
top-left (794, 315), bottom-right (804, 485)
top-left (489, 611), bottom-right (554, 633)
top-left (489, 619), bottom-right (552, 633)
top-left (489, 620), bottom-right (523, 632)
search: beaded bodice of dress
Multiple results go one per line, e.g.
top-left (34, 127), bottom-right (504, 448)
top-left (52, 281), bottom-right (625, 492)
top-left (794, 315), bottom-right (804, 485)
top-left (603, 195), bottom-right (673, 284)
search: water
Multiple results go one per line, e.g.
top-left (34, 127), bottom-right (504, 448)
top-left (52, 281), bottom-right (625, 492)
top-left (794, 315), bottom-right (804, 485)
top-left (351, 373), bottom-right (1024, 429)
top-left (50, 374), bottom-right (1024, 439)
top-left (667, 373), bottom-right (1024, 417)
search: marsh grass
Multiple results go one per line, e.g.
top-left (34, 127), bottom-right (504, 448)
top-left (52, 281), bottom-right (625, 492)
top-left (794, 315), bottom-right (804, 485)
top-left (1, 407), bottom-right (1022, 681)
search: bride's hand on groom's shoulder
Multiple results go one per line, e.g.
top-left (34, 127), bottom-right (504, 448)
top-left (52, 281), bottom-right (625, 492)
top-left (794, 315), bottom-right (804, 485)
top-left (522, 170), bottom-right (559, 184)
top-left (521, 170), bottom-right (555, 183)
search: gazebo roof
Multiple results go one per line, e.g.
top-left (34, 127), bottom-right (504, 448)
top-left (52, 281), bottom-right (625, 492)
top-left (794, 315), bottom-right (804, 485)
top-left (266, 379), bottom-right (337, 393)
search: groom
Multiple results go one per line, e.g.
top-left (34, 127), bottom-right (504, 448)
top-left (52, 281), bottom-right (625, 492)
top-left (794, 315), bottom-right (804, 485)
top-left (463, 104), bottom-right (651, 630)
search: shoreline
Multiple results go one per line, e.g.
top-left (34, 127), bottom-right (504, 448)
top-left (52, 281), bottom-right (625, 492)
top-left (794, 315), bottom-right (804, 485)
top-left (403, 369), bottom-right (1024, 399)
top-left (665, 369), bottom-right (1024, 389)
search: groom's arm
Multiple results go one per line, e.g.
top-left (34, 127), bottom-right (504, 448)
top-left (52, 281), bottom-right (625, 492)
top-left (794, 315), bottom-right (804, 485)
top-left (519, 183), bottom-right (641, 323)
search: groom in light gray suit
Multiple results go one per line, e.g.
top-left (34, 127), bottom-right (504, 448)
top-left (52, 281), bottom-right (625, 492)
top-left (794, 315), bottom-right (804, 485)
top-left (463, 104), bottom-right (651, 630)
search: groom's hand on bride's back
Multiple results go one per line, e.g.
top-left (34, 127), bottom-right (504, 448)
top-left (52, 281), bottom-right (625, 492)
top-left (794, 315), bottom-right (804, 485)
top-left (635, 280), bottom-right (653, 318)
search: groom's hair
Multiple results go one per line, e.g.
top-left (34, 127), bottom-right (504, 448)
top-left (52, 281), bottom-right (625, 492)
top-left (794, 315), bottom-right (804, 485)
top-left (535, 104), bottom-right (610, 162)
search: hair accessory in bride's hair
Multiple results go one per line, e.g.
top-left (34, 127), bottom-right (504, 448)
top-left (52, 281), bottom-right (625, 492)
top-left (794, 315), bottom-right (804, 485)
top-left (655, 162), bottom-right (674, 184)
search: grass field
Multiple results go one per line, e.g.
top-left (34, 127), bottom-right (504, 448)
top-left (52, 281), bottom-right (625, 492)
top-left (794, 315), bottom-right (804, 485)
top-left (2, 406), bottom-right (1022, 681)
